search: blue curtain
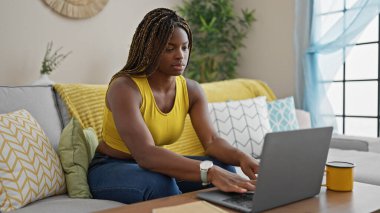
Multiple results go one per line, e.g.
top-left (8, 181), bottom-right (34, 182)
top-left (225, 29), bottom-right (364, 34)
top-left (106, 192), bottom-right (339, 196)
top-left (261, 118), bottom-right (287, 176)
top-left (295, 0), bottom-right (380, 128)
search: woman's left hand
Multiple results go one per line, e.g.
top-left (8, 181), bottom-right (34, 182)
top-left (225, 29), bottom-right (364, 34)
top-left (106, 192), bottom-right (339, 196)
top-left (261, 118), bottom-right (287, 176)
top-left (239, 153), bottom-right (260, 180)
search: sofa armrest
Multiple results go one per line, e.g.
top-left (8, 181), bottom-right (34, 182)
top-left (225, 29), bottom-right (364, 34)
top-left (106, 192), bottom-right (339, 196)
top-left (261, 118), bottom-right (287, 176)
top-left (330, 134), bottom-right (380, 153)
top-left (295, 109), bottom-right (311, 129)
top-left (293, 109), bottom-right (380, 153)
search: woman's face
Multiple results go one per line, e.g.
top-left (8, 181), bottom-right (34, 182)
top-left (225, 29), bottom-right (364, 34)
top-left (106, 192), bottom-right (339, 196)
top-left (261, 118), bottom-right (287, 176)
top-left (156, 27), bottom-right (189, 76)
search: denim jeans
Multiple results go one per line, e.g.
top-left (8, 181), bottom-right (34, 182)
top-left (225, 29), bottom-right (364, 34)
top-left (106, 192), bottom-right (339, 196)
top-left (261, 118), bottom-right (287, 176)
top-left (87, 152), bottom-right (236, 204)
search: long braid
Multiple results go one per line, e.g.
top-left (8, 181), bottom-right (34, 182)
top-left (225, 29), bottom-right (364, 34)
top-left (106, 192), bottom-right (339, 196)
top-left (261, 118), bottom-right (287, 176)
top-left (111, 8), bottom-right (192, 83)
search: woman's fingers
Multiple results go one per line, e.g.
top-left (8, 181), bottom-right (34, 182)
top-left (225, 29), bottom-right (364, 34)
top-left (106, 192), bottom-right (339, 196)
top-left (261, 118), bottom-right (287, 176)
top-left (211, 166), bottom-right (258, 193)
top-left (222, 180), bottom-right (255, 193)
top-left (243, 167), bottom-right (257, 180)
top-left (219, 183), bottom-right (247, 193)
top-left (237, 180), bottom-right (256, 191)
top-left (239, 154), bottom-right (260, 180)
top-left (232, 184), bottom-right (248, 193)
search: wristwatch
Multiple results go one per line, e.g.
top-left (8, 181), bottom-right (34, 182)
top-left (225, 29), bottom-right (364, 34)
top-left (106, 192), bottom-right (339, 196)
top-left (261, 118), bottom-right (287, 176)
top-left (200, 160), bottom-right (214, 186)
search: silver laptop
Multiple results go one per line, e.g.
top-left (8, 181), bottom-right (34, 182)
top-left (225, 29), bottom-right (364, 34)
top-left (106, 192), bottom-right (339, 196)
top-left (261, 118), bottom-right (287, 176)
top-left (197, 127), bottom-right (333, 213)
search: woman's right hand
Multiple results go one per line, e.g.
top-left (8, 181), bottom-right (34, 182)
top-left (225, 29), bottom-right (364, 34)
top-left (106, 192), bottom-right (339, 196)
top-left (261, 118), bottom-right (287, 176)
top-left (208, 166), bottom-right (256, 193)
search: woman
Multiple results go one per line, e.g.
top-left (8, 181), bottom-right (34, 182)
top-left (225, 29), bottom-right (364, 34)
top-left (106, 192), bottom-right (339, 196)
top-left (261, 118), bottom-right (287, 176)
top-left (88, 8), bottom-right (259, 204)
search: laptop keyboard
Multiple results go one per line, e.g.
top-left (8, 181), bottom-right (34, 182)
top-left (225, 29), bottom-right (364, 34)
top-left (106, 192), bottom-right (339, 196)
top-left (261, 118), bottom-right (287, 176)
top-left (222, 192), bottom-right (255, 209)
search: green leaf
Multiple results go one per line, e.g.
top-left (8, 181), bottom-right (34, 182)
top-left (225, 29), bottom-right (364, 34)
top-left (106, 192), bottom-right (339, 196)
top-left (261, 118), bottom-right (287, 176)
top-left (40, 41), bottom-right (72, 75)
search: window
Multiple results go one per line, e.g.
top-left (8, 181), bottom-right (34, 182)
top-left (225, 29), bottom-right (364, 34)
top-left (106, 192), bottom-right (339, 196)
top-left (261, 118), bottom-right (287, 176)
top-left (324, 3), bottom-right (380, 137)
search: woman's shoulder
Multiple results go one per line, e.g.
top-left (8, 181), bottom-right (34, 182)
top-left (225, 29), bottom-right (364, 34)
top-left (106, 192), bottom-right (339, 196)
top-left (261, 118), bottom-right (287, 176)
top-left (107, 75), bottom-right (142, 105)
top-left (109, 75), bottom-right (139, 93)
top-left (184, 77), bottom-right (206, 107)
top-left (184, 77), bottom-right (200, 90)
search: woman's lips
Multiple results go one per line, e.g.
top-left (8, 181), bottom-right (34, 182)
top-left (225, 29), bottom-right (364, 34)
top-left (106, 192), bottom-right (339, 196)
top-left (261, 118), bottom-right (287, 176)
top-left (172, 64), bottom-right (185, 70)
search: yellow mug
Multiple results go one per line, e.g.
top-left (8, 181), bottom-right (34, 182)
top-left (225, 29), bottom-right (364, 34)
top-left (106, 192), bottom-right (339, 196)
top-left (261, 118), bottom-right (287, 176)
top-left (323, 161), bottom-right (355, 192)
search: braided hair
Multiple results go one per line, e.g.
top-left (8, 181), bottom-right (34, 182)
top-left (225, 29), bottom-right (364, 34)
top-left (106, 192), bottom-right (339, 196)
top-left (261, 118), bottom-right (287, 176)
top-left (111, 8), bottom-right (192, 82)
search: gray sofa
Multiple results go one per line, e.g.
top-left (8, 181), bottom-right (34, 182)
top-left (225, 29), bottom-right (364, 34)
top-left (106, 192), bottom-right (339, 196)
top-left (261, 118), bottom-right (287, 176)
top-left (0, 85), bottom-right (124, 213)
top-left (1, 84), bottom-right (379, 213)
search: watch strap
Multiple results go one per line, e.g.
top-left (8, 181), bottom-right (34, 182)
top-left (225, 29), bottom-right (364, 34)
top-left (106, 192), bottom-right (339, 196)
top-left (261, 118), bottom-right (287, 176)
top-left (200, 168), bottom-right (209, 186)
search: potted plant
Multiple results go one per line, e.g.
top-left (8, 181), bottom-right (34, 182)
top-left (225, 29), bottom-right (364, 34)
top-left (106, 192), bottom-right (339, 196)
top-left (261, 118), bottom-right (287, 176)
top-left (176, 0), bottom-right (255, 82)
top-left (33, 41), bottom-right (72, 85)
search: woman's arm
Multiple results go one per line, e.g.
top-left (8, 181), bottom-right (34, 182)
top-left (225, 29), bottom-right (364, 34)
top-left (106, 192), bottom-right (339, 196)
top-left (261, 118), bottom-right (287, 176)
top-left (186, 79), bottom-right (260, 180)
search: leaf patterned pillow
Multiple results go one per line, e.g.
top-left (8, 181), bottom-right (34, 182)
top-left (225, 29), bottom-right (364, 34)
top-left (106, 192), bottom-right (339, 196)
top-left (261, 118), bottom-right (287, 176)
top-left (0, 109), bottom-right (66, 212)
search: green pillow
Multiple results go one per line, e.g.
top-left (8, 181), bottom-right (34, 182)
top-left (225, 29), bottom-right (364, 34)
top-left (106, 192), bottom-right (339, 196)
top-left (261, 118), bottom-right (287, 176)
top-left (58, 118), bottom-right (99, 198)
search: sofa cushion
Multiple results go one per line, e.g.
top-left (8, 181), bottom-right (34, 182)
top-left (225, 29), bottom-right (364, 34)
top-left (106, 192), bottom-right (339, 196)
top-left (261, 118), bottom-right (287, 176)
top-left (267, 96), bottom-right (299, 132)
top-left (12, 194), bottom-right (123, 213)
top-left (201, 78), bottom-right (277, 102)
top-left (58, 118), bottom-right (99, 198)
top-left (0, 85), bottom-right (63, 151)
top-left (56, 93), bottom-right (71, 128)
top-left (208, 96), bottom-right (272, 158)
top-left (0, 109), bottom-right (66, 212)
top-left (54, 84), bottom-right (107, 140)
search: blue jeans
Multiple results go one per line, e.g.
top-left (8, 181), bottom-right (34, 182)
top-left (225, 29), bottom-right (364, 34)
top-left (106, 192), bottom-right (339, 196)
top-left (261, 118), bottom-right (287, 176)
top-left (87, 153), bottom-right (236, 204)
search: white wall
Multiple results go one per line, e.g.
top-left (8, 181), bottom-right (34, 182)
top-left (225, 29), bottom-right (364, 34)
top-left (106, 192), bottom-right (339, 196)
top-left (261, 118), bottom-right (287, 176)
top-left (0, 0), bottom-right (296, 98)
top-left (0, 0), bottom-right (180, 85)
top-left (236, 0), bottom-right (296, 99)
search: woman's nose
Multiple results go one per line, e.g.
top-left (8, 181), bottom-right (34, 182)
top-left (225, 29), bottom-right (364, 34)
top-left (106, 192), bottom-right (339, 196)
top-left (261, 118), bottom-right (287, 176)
top-left (175, 49), bottom-right (184, 59)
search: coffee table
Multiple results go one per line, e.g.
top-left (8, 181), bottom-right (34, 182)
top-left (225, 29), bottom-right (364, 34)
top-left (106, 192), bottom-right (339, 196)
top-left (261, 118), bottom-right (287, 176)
top-left (97, 182), bottom-right (380, 213)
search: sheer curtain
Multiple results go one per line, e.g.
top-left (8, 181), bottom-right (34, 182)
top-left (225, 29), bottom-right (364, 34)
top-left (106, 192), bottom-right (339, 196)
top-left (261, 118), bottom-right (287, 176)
top-left (294, 0), bottom-right (380, 128)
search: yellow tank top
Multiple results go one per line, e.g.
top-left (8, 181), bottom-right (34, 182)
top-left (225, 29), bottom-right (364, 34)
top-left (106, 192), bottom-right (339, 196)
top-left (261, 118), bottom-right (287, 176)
top-left (102, 75), bottom-right (189, 154)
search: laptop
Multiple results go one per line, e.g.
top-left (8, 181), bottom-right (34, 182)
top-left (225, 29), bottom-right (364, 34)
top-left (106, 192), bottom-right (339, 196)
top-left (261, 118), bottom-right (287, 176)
top-left (197, 127), bottom-right (333, 213)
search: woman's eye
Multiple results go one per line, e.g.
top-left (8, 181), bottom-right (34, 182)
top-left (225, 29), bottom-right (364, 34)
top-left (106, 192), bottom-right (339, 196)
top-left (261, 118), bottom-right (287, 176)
top-left (182, 46), bottom-right (188, 51)
top-left (166, 47), bottom-right (174, 52)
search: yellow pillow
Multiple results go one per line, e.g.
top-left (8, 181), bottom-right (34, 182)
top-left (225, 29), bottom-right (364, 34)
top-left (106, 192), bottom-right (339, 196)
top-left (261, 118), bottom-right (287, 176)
top-left (0, 109), bottom-right (66, 212)
top-left (54, 83), bottom-right (107, 139)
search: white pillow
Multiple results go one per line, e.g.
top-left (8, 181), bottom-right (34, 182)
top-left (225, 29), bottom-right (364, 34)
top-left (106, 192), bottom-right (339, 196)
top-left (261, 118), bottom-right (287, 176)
top-left (0, 109), bottom-right (66, 212)
top-left (208, 96), bottom-right (272, 158)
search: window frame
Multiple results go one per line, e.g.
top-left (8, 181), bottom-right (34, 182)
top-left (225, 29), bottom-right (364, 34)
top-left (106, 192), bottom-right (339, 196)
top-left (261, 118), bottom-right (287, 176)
top-left (328, 12), bottom-right (380, 137)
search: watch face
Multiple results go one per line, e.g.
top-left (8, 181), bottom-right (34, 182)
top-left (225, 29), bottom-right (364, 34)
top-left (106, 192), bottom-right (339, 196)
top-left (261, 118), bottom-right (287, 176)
top-left (200, 160), bottom-right (213, 169)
